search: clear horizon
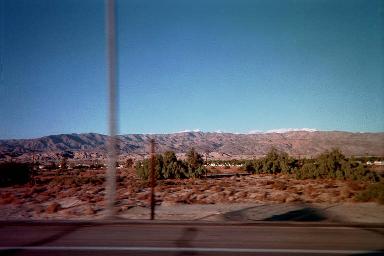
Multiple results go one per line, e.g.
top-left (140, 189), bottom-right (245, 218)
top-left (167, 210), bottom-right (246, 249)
top-left (1, 0), bottom-right (383, 139)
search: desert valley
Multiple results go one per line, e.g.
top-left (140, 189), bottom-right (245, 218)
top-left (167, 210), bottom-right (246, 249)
top-left (1, 131), bottom-right (383, 222)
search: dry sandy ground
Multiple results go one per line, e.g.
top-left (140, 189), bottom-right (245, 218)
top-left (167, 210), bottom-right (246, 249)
top-left (120, 202), bottom-right (384, 223)
top-left (0, 168), bottom-right (383, 223)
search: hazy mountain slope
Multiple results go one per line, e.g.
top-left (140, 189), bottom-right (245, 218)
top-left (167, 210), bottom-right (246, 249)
top-left (1, 131), bottom-right (383, 158)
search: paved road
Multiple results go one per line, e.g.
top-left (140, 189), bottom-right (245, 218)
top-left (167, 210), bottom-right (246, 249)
top-left (0, 221), bottom-right (383, 255)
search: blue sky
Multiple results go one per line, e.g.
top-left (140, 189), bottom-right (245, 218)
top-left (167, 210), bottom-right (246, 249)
top-left (1, 0), bottom-right (383, 139)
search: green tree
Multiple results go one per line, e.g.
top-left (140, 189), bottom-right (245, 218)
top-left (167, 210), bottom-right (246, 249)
top-left (135, 150), bottom-right (206, 180)
top-left (162, 151), bottom-right (188, 179)
top-left (295, 149), bottom-right (378, 181)
top-left (135, 154), bottom-right (162, 180)
top-left (246, 148), bottom-right (296, 175)
top-left (186, 148), bottom-right (204, 170)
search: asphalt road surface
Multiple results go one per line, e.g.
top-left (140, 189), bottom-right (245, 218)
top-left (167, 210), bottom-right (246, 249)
top-left (0, 221), bottom-right (383, 255)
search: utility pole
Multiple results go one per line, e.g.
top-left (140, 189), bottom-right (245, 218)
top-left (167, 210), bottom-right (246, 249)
top-left (150, 138), bottom-right (156, 220)
top-left (204, 148), bottom-right (210, 177)
top-left (105, 0), bottom-right (118, 218)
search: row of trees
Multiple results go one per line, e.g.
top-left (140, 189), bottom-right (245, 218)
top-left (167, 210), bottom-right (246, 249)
top-left (244, 148), bottom-right (379, 182)
top-left (135, 147), bottom-right (380, 182)
top-left (135, 148), bottom-right (207, 180)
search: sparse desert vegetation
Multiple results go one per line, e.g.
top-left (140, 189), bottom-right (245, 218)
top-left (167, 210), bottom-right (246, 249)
top-left (355, 182), bottom-right (384, 204)
top-left (0, 147), bottom-right (383, 220)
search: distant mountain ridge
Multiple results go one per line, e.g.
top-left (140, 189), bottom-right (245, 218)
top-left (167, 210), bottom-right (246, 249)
top-left (1, 131), bottom-right (383, 159)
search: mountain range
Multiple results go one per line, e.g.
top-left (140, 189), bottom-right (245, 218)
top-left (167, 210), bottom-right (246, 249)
top-left (1, 131), bottom-right (383, 160)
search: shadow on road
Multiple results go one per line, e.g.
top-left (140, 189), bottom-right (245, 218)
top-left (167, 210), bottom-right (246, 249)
top-left (353, 250), bottom-right (384, 255)
top-left (264, 207), bottom-right (326, 221)
top-left (220, 204), bottom-right (327, 222)
top-left (0, 224), bottom-right (80, 256)
top-left (175, 227), bottom-right (198, 256)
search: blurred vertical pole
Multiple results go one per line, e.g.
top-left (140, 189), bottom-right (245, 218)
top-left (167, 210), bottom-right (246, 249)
top-left (106, 0), bottom-right (118, 218)
top-left (150, 139), bottom-right (156, 220)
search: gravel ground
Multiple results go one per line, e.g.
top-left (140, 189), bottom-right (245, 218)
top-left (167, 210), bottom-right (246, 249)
top-left (1, 168), bottom-right (383, 223)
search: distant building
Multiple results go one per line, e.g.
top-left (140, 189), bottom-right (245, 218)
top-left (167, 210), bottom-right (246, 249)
top-left (366, 161), bottom-right (384, 166)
